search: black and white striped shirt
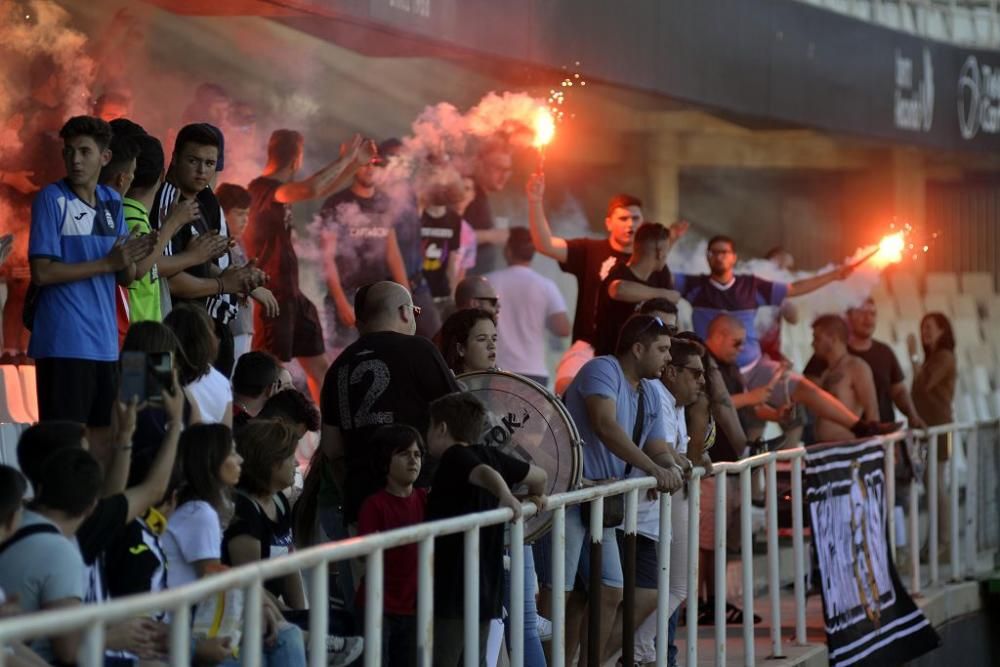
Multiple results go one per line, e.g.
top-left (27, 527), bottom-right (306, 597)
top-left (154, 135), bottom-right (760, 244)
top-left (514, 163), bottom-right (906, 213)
top-left (150, 181), bottom-right (238, 324)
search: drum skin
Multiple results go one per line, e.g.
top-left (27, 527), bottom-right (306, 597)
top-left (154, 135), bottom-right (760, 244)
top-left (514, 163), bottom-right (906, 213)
top-left (458, 370), bottom-right (583, 542)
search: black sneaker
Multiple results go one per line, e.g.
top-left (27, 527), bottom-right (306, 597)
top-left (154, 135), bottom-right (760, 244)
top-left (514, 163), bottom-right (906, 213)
top-left (850, 420), bottom-right (904, 438)
top-left (748, 434), bottom-right (786, 455)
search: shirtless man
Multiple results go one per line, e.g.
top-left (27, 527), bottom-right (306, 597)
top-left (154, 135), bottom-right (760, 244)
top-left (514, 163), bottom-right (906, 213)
top-left (811, 315), bottom-right (879, 442)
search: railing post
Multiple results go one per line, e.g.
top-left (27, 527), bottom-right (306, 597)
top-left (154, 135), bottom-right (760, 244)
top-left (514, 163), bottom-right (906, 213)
top-left (655, 492), bottom-right (673, 667)
top-left (949, 429), bottom-right (961, 582)
top-left (80, 620), bottom-right (105, 667)
top-left (766, 458), bottom-right (783, 658)
top-left (928, 435), bottom-right (939, 586)
top-left (510, 516), bottom-right (525, 667)
top-left (308, 562), bottom-right (328, 667)
top-left (686, 473), bottom-right (701, 667)
top-left (464, 528), bottom-right (480, 667)
top-left (169, 603), bottom-right (191, 667)
top-left (715, 470), bottom-right (728, 664)
top-left (886, 437), bottom-right (897, 557)
top-left (909, 479), bottom-right (921, 596)
top-left (791, 457), bottom-right (807, 645)
top-left (622, 488), bottom-right (639, 667)
top-left (551, 507), bottom-right (566, 667)
top-left (740, 466), bottom-right (755, 667)
top-left (587, 496), bottom-right (605, 667)
top-left (244, 580), bottom-right (263, 667)
top-left (365, 550), bottom-right (384, 667)
top-left (965, 425), bottom-right (980, 578)
top-left (417, 537), bottom-right (434, 667)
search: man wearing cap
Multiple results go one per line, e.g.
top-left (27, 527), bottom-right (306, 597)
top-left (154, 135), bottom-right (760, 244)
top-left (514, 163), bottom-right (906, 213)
top-left (245, 129), bottom-right (374, 400)
top-left (320, 141), bottom-right (409, 357)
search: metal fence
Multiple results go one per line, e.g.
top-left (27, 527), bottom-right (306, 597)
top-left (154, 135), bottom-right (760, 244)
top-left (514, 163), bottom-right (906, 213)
top-left (0, 422), bottom-right (996, 667)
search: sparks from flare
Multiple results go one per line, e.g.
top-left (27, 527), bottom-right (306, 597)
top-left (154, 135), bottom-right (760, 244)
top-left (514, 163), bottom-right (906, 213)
top-left (869, 231), bottom-right (906, 268)
top-left (533, 107), bottom-right (556, 171)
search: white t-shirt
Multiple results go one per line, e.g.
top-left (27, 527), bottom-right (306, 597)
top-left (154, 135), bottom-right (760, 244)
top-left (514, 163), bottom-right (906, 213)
top-left (186, 367), bottom-right (232, 424)
top-left (486, 264), bottom-right (568, 377)
top-left (163, 501), bottom-right (222, 589)
top-left (634, 383), bottom-right (688, 541)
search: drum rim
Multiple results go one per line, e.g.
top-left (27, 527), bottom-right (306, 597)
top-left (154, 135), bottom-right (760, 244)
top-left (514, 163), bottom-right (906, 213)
top-left (457, 369), bottom-right (583, 542)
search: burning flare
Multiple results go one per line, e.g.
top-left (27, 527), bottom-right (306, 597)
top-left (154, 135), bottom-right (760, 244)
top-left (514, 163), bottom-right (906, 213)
top-left (870, 231), bottom-right (905, 268)
top-left (533, 107), bottom-right (555, 148)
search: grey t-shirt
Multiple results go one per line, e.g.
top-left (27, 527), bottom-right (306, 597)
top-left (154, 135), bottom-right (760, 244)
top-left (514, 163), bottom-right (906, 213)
top-left (0, 510), bottom-right (85, 662)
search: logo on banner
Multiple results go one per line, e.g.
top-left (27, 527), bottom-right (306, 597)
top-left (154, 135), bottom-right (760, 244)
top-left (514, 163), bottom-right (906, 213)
top-left (957, 55), bottom-right (1000, 139)
top-left (894, 48), bottom-right (934, 132)
top-left (805, 439), bottom-right (939, 666)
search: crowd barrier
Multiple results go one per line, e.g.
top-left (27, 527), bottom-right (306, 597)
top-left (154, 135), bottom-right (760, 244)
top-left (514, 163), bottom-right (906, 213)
top-left (0, 421), bottom-right (996, 667)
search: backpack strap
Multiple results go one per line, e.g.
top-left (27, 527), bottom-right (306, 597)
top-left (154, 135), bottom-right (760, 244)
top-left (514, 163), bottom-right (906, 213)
top-left (0, 523), bottom-right (60, 557)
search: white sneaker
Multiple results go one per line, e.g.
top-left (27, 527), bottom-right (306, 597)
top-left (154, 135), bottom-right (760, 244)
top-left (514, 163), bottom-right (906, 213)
top-left (326, 635), bottom-right (363, 666)
top-left (536, 615), bottom-right (553, 641)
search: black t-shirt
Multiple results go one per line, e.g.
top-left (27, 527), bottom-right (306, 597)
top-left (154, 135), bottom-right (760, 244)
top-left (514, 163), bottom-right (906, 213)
top-left (593, 263), bottom-right (673, 356)
top-left (321, 188), bottom-right (394, 293)
top-left (246, 177), bottom-right (300, 299)
top-left (222, 492), bottom-right (293, 598)
top-left (559, 238), bottom-right (630, 344)
top-left (420, 209), bottom-right (463, 298)
top-left (803, 340), bottom-right (903, 422)
top-left (105, 515), bottom-right (167, 599)
top-left (427, 445), bottom-right (530, 620)
top-left (320, 331), bottom-right (460, 522)
top-left (463, 183), bottom-right (498, 274)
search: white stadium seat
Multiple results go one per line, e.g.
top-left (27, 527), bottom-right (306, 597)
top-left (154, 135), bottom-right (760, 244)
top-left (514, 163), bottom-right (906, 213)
top-left (895, 294), bottom-right (923, 320)
top-left (924, 272), bottom-right (959, 295)
top-left (923, 293), bottom-right (951, 316)
top-left (951, 294), bottom-right (979, 319)
top-left (890, 272), bottom-right (920, 299)
top-left (960, 271), bottom-right (994, 297)
top-left (952, 318), bottom-right (982, 348)
top-left (0, 366), bottom-right (32, 424)
top-left (892, 318), bottom-right (920, 348)
top-left (955, 394), bottom-right (977, 423)
top-left (966, 344), bottom-right (995, 370)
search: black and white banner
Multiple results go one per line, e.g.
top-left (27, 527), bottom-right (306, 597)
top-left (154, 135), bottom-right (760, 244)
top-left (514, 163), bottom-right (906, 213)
top-left (805, 439), bottom-right (939, 666)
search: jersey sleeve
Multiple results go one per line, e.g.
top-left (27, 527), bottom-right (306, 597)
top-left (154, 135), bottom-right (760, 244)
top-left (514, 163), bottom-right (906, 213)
top-left (28, 186), bottom-right (64, 260)
top-left (578, 358), bottom-right (620, 400)
top-left (755, 276), bottom-right (789, 306)
top-left (558, 237), bottom-right (588, 276)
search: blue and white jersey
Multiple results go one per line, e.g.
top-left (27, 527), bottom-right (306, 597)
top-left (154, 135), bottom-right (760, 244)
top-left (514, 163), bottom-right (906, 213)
top-left (28, 180), bottom-right (126, 361)
top-left (674, 273), bottom-right (790, 369)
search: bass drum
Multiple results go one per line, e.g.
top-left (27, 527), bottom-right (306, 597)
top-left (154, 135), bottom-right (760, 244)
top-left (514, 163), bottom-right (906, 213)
top-left (457, 370), bottom-right (583, 543)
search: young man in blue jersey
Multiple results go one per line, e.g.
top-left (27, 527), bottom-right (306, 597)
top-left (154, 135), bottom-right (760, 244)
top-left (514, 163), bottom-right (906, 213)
top-left (28, 115), bottom-right (155, 433)
top-left (675, 236), bottom-right (898, 437)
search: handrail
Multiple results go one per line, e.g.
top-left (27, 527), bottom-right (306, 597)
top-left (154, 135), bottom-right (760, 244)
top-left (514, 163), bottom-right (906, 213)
top-left (0, 421), bottom-right (995, 667)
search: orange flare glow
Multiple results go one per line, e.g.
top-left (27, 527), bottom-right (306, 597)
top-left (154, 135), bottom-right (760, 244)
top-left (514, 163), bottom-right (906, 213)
top-left (533, 108), bottom-right (555, 148)
top-left (871, 232), bottom-right (905, 268)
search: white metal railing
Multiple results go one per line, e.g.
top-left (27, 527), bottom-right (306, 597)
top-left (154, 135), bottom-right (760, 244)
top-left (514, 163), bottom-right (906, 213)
top-left (0, 424), bottom-right (996, 667)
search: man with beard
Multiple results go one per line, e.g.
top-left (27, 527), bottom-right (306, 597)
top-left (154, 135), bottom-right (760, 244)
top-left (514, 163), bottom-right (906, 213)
top-left (247, 129), bottom-right (373, 399)
top-left (526, 173), bottom-right (687, 394)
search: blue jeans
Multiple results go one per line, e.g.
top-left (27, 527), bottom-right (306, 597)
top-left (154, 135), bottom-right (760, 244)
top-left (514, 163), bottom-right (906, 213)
top-left (220, 623), bottom-right (306, 667)
top-left (667, 607), bottom-right (679, 667)
top-left (503, 546), bottom-right (546, 667)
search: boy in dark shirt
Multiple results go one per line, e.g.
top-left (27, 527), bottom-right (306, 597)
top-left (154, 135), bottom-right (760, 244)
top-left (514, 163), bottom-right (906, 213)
top-left (425, 392), bottom-right (547, 667)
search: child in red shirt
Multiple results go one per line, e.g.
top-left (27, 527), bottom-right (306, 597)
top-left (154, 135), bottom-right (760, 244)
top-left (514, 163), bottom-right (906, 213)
top-left (356, 424), bottom-right (427, 667)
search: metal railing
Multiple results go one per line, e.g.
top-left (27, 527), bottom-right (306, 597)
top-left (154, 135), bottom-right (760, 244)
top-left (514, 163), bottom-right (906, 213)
top-left (0, 423), bottom-right (996, 667)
